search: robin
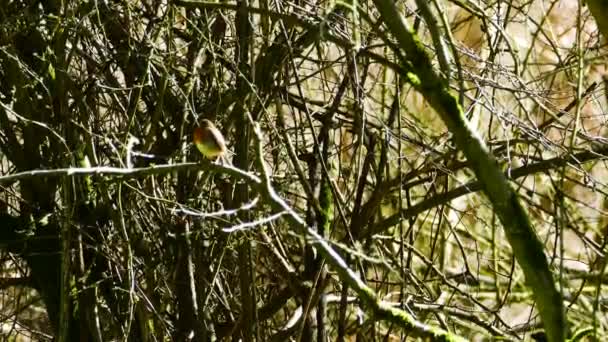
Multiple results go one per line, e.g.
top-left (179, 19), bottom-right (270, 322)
top-left (193, 119), bottom-right (228, 161)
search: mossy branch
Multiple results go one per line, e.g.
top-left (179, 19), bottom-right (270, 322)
top-left (371, 0), bottom-right (566, 341)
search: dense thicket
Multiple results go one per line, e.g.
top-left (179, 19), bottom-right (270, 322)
top-left (1, 1), bottom-right (607, 341)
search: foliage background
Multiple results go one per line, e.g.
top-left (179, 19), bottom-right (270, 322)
top-left (0, 0), bottom-right (607, 341)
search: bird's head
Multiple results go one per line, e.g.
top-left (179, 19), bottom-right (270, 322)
top-left (200, 119), bottom-right (213, 128)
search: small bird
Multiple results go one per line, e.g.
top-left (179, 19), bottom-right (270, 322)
top-left (193, 119), bottom-right (227, 161)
